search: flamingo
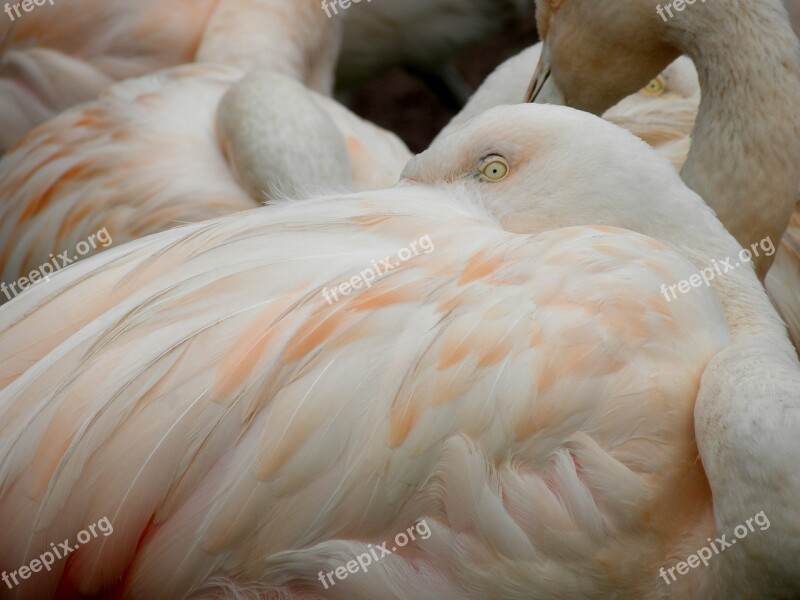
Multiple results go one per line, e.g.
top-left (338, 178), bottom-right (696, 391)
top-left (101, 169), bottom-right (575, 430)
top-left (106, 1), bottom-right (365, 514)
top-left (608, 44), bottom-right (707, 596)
top-left (527, 0), bottom-right (800, 352)
top-left (0, 103), bottom-right (798, 599)
top-left (438, 45), bottom-right (699, 170)
top-left (0, 0), bottom-right (535, 150)
top-left (0, 0), bottom-right (341, 151)
top-left (0, 65), bottom-right (411, 293)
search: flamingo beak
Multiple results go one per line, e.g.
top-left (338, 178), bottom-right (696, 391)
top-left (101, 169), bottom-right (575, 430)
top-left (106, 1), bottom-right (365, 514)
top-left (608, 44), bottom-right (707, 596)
top-left (525, 44), bottom-right (566, 105)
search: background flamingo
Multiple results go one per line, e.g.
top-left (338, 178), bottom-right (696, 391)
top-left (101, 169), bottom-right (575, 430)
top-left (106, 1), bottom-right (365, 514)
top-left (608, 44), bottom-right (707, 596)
top-left (0, 0), bottom-right (341, 151)
top-left (439, 46), bottom-right (699, 170)
top-left (0, 65), bottom-right (411, 292)
top-left (0, 0), bottom-right (536, 152)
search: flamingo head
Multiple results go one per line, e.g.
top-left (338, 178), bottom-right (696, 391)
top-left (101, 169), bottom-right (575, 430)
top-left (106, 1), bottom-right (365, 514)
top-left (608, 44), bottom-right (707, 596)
top-left (402, 103), bottom-right (704, 236)
top-left (526, 0), bottom-right (681, 115)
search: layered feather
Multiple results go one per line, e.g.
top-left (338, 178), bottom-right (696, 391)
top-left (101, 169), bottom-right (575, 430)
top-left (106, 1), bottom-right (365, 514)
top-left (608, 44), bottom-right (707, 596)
top-left (0, 65), bottom-right (411, 293)
top-left (0, 186), bottom-right (728, 599)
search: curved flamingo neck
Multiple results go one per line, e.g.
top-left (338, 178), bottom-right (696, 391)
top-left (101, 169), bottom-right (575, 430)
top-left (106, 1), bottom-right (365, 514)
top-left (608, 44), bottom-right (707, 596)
top-left (197, 0), bottom-right (342, 94)
top-left (661, 0), bottom-right (800, 277)
top-left (216, 70), bottom-right (352, 201)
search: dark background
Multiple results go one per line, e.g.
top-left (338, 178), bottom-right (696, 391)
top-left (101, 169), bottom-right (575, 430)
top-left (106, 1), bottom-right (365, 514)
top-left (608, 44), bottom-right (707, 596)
top-left (347, 13), bottom-right (539, 153)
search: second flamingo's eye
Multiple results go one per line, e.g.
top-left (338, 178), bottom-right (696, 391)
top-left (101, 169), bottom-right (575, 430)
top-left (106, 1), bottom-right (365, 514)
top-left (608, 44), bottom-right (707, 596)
top-left (641, 76), bottom-right (666, 96)
top-left (479, 156), bottom-right (509, 181)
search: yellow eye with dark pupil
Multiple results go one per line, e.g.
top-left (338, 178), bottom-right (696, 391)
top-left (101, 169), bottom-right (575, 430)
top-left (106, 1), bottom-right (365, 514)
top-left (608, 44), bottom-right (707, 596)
top-left (641, 76), bottom-right (666, 96)
top-left (480, 158), bottom-right (508, 181)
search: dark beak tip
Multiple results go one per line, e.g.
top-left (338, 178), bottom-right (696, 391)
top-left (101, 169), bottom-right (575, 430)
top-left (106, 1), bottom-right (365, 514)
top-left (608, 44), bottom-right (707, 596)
top-left (526, 69), bottom-right (550, 104)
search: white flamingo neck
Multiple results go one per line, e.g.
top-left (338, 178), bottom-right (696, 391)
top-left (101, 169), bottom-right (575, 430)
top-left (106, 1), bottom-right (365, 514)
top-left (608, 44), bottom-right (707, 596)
top-left (662, 0), bottom-right (800, 277)
top-left (197, 0), bottom-right (342, 94)
top-left (216, 71), bottom-right (352, 201)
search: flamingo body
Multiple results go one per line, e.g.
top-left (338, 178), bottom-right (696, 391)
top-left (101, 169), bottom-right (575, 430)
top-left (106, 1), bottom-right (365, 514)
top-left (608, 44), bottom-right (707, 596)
top-left (0, 178), bottom-right (724, 600)
top-left (1, 104), bottom-right (797, 598)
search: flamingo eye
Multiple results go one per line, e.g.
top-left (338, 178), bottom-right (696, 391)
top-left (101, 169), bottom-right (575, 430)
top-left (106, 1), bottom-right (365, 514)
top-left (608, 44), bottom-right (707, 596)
top-left (479, 156), bottom-right (509, 182)
top-left (641, 76), bottom-right (666, 96)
